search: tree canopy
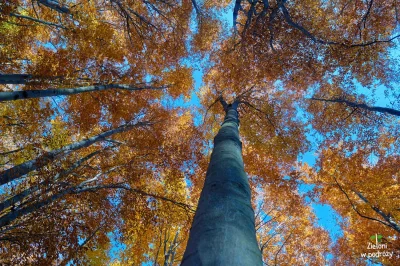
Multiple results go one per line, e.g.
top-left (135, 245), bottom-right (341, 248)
top-left (1, 0), bottom-right (400, 265)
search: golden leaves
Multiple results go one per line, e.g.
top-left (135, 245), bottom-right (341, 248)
top-left (163, 66), bottom-right (193, 98)
top-left (192, 17), bottom-right (221, 54)
top-left (43, 116), bottom-right (71, 150)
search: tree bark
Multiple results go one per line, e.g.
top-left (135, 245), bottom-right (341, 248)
top-left (0, 183), bottom-right (193, 229)
top-left (0, 83), bottom-right (167, 102)
top-left (0, 74), bottom-right (33, 85)
top-left (37, 0), bottom-right (71, 14)
top-left (9, 13), bottom-right (67, 29)
top-left (310, 97), bottom-right (400, 116)
top-left (0, 122), bottom-right (151, 186)
top-left (0, 149), bottom-right (101, 213)
top-left (181, 99), bottom-right (262, 266)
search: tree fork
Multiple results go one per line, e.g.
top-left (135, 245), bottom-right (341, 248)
top-left (181, 97), bottom-right (262, 265)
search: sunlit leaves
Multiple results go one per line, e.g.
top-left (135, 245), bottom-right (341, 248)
top-left (163, 66), bottom-right (193, 99)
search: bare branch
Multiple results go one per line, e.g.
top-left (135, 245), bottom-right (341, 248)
top-left (331, 172), bottom-right (392, 228)
top-left (0, 83), bottom-right (169, 101)
top-left (233, 0), bottom-right (243, 31)
top-left (37, 0), bottom-right (71, 14)
top-left (9, 12), bottom-right (66, 29)
top-left (310, 97), bottom-right (400, 116)
top-left (277, 1), bottom-right (400, 48)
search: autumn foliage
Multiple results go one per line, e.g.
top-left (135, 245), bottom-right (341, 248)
top-left (1, 0), bottom-right (400, 265)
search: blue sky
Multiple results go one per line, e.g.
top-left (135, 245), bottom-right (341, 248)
top-left (105, 4), bottom-right (400, 265)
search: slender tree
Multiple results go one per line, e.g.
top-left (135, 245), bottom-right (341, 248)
top-left (0, 84), bottom-right (168, 102)
top-left (182, 97), bottom-right (262, 266)
top-left (0, 121), bottom-right (153, 186)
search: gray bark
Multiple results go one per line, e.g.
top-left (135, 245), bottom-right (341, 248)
top-left (0, 122), bottom-right (151, 186)
top-left (0, 84), bottom-right (167, 102)
top-left (0, 74), bottom-right (32, 84)
top-left (0, 183), bottom-right (193, 229)
top-left (310, 97), bottom-right (400, 117)
top-left (0, 184), bottom-right (75, 228)
top-left (9, 13), bottom-right (67, 29)
top-left (181, 100), bottom-right (262, 266)
top-left (0, 149), bottom-right (101, 213)
top-left (164, 229), bottom-right (179, 266)
top-left (37, 0), bottom-right (70, 14)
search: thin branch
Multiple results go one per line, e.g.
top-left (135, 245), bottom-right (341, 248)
top-left (0, 148), bottom-right (24, 156)
top-left (218, 95), bottom-right (229, 112)
top-left (274, 232), bottom-right (293, 266)
top-left (233, 0), bottom-right (243, 31)
top-left (58, 222), bottom-right (105, 266)
top-left (191, 0), bottom-right (201, 16)
top-left (0, 83), bottom-right (169, 101)
top-left (9, 12), bottom-right (66, 29)
top-left (341, 107), bottom-right (359, 122)
top-left (203, 97), bottom-right (223, 124)
top-left (277, 0), bottom-right (400, 48)
top-left (76, 183), bottom-right (196, 212)
top-left (351, 188), bottom-right (400, 233)
top-left (243, 0), bottom-right (257, 35)
top-left (310, 97), bottom-right (400, 116)
top-left (239, 100), bottom-right (279, 134)
top-left (361, 0), bottom-right (374, 29)
top-left (331, 173), bottom-right (391, 228)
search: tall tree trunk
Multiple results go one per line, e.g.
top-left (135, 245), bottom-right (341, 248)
top-left (0, 83), bottom-right (167, 102)
top-left (181, 99), bottom-right (262, 266)
top-left (0, 149), bottom-right (101, 213)
top-left (0, 121), bottom-right (151, 186)
top-left (0, 74), bottom-right (32, 84)
top-left (0, 183), bottom-right (193, 229)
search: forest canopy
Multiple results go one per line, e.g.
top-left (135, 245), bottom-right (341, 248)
top-left (0, 0), bottom-right (400, 265)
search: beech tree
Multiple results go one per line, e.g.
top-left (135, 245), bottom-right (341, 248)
top-left (183, 0), bottom-right (400, 265)
top-left (182, 97), bottom-right (262, 265)
top-left (0, 1), bottom-right (209, 262)
top-left (1, 0), bottom-right (400, 265)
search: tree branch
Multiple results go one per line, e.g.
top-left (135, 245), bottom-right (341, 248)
top-left (0, 84), bottom-right (169, 101)
top-left (0, 121), bottom-right (153, 186)
top-left (218, 95), bottom-right (229, 112)
top-left (233, 0), bottom-right (243, 31)
top-left (331, 172), bottom-right (392, 228)
top-left (277, 1), bottom-right (400, 48)
top-left (310, 97), bottom-right (400, 116)
top-left (37, 0), bottom-right (71, 14)
top-left (0, 182), bottom-right (194, 230)
top-left (9, 12), bottom-right (67, 29)
top-left (351, 188), bottom-right (400, 233)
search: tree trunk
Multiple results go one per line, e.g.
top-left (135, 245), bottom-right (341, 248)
top-left (0, 149), bottom-right (101, 213)
top-left (37, 0), bottom-right (70, 14)
top-left (0, 183), bottom-right (192, 229)
top-left (0, 74), bottom-right (32, 84)
top-left (0, 83), bottom-right (167, 102)
top-left (0, 121), bottom-right (151, 186)
top-left (181, 100), bottom-right (262, 266)
top-left (310, 97), bottom-right (400, 116)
